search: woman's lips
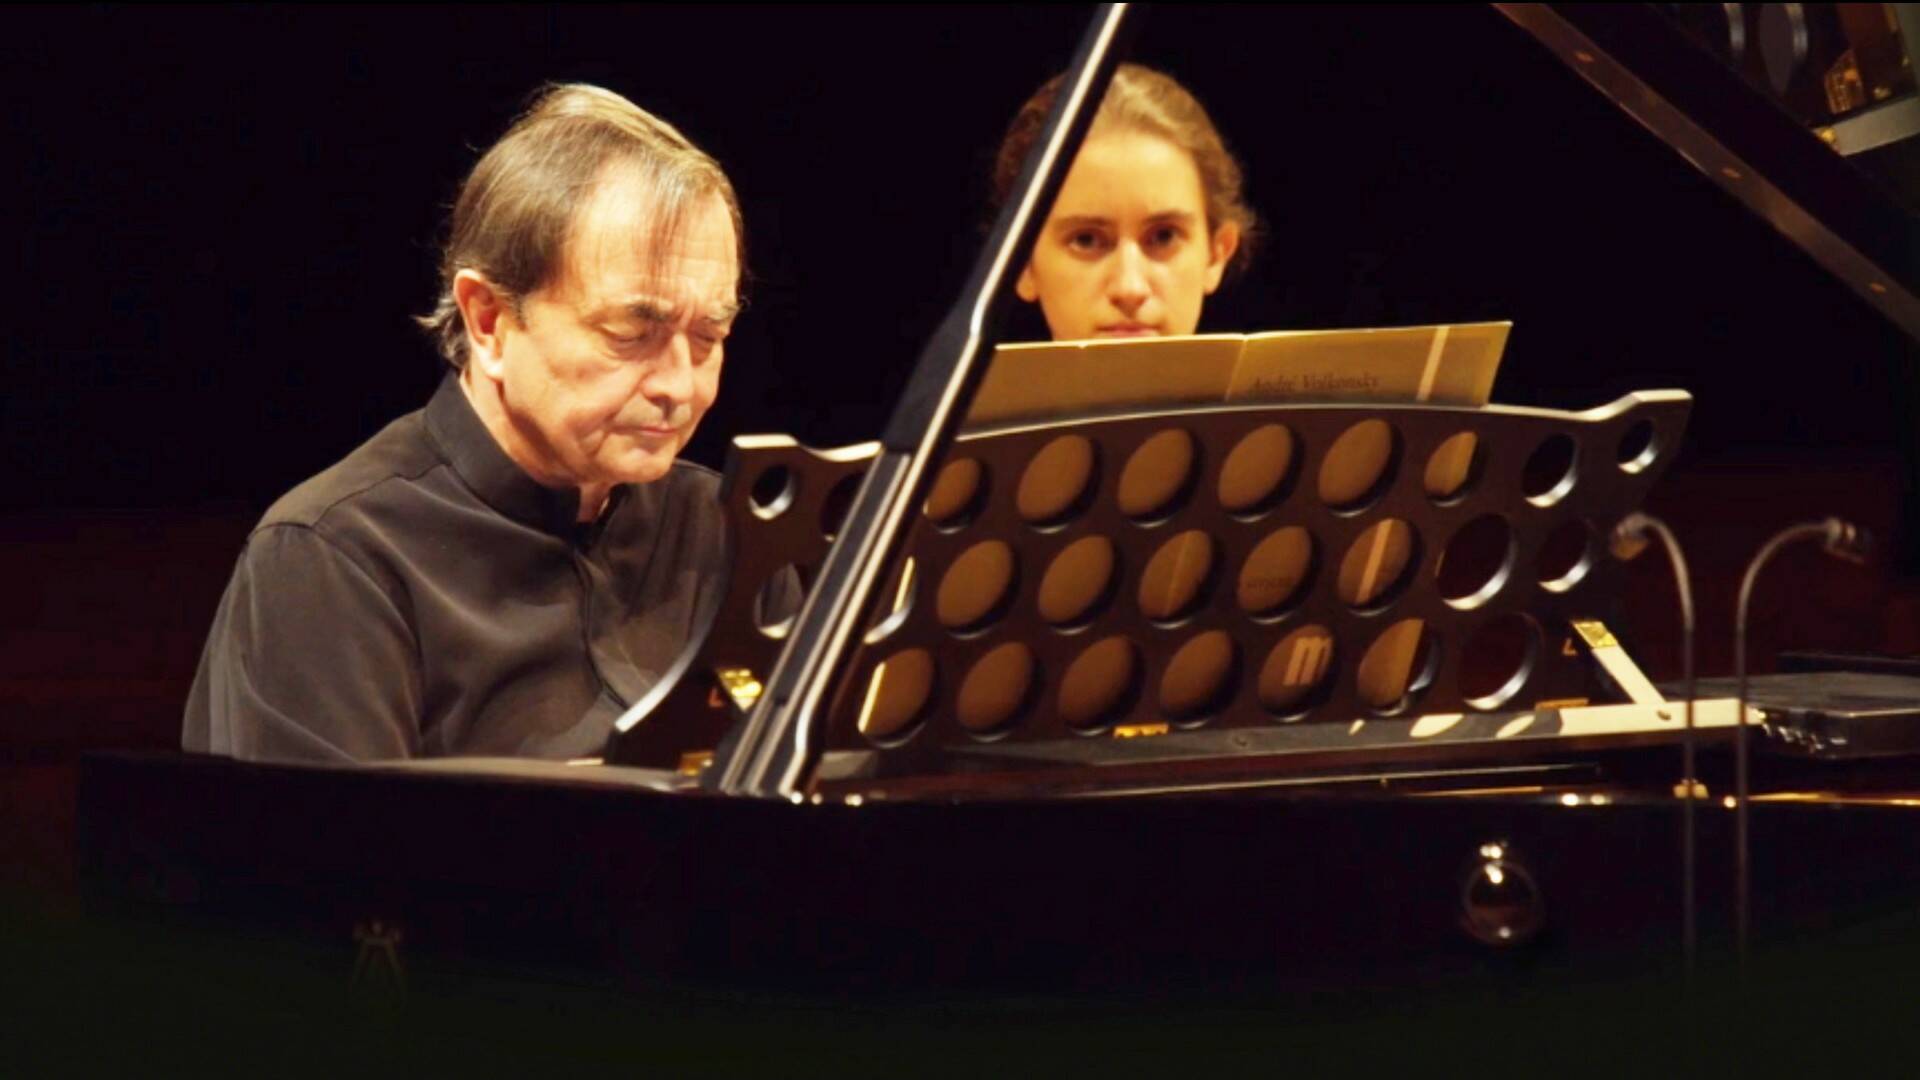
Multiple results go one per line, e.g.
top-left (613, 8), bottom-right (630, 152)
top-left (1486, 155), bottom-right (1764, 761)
top-left (1096, 324), bottom-right (1158, 338)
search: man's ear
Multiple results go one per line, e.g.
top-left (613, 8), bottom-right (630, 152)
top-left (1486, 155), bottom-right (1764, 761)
top-left (1015, 263), bottom-right (1040, 303)
top-left (453, 270), bottom-right (512, 377)
top-left (1203, 222), bottom-right (1241, 295)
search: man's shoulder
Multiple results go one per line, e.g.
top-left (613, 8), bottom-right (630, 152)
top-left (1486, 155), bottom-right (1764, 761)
top-left (256, 409), bottom-right (440, 532)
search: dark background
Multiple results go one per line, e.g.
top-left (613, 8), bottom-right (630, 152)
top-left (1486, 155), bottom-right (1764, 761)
top-left (8, 4), bottom-right (1914, 510)
top-left (3, 6), bottom-right (1916, 892)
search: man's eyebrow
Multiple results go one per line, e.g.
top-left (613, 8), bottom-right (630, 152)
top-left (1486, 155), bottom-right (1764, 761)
top-left (612, 297), bottom-right (741, 326)
top-left (701, 300), bottom-right (743, 326)
top-left (619, 298), bottom-right (678, 322)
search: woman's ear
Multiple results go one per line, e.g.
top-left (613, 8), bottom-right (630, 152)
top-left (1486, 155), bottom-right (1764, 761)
top-left (1016, 263), bottom-right (1040, 303)
top-left (1203, 222), bottom-right (1242, 295)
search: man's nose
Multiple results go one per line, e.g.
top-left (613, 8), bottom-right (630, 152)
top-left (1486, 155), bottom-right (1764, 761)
top-left (642, 332), bottom-right (696, 409)
top-left (1108, 242), bottom-right (1150, 314)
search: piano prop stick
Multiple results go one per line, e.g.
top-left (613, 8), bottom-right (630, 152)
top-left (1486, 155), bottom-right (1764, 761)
top-left (712, 4), bottom-right (1137, 798)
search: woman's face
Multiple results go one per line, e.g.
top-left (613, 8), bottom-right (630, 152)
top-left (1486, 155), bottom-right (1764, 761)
top-left (1017, 128), bottom-right (1240, 341)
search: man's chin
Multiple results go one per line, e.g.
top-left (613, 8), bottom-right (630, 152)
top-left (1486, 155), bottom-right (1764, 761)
top-left (605, 449), bottom-right (680, 486)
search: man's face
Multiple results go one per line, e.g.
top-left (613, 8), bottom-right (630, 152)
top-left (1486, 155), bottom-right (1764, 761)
top-left (1016, 128), bottom-right (1234, 341)
top-left (490, 172), bottom-right (740, 489)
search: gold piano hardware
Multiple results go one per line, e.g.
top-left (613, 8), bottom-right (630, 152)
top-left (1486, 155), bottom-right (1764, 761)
top-left (1753, 792), bottom-right (1920, 808)
top-left (1410, 785), bottom-right (1547, 799)
top-left (1570, 619), bottom-right (1618, 650)
top-left (1672, 779), bottom-right (1709, 799)
top-left (1825, 50), bottom-right (1867, 116)
top-left (677, 751), bottom-right (715, 777)
top-left (1565, 618), bottom-right (1664, 705)
top-left (715, 667), bottom-right (764, 711)
top-left (1113, 722), bottom-right (1171, 739)
top-left (1534, 697), bottom-right (1590, 710)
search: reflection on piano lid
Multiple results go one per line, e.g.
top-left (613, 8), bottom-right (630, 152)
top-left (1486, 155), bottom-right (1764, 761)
top-left (1496, 4), bottom-right (1920, 338)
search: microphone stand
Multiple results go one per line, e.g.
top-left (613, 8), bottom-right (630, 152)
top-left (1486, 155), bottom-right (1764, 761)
top-left (705, 4), bottom-right (1140, 797)
top-left (1733, 517), bottom-right (1871, 963)
top-left (1611, 512), bottom-right (1698, 975)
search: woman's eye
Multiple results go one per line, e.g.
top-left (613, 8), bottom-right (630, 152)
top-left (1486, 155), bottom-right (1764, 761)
top-left (1064, 229), bottom-right (1108, 254)
top-left (1145, 225), bottom-right (1184, 251)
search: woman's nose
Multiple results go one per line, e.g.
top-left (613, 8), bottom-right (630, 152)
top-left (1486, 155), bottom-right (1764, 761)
top-left (1108, 243), bottom-right (1150, 312)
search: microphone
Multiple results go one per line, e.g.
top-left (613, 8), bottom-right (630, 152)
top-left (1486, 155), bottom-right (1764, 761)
top-left (1610, 511), bottom-right (1699, 974)
top-left (1733, 517), bottom-right (1873, 964)
top-left (1608, 512), bottom-right (1656, 563)
top-left (1821, 518), bottom-right (1873, 564)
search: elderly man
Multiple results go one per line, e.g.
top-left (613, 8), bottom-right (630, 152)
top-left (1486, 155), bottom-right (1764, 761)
top-left (184, 84), bottom-right (744, 762)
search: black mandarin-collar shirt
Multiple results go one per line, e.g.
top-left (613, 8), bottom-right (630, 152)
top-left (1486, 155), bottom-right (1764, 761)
top-left (183, 374), bottom-right (727, 763)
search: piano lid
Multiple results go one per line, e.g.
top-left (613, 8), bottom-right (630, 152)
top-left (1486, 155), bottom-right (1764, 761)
top-left (1497, 4), bottom-right (1920, 340)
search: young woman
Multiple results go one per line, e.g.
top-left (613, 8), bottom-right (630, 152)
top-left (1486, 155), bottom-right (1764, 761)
top-left (993, 63), bottom-right (1258, 341)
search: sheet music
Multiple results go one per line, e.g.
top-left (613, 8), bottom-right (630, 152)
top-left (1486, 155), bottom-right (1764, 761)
top-left (967, 321), bottom-right (1510, 425)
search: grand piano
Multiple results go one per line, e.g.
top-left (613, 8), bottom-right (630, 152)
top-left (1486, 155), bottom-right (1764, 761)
top-left (69, 5), bottom-right (1920, 1043)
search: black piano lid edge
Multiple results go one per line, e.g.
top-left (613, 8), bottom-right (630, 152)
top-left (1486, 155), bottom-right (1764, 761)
top-left (1496, 3), bottom-right (1920, 339)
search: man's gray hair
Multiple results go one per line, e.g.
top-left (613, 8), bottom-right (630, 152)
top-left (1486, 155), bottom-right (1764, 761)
top-left (417, 83), bottom-right (745, 368)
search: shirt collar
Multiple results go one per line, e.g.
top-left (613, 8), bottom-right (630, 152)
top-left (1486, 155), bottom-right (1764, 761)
top-left (425, 372), bottom-right (600, 538)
